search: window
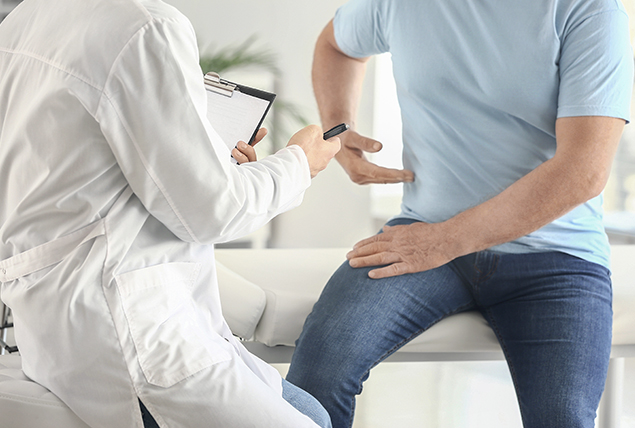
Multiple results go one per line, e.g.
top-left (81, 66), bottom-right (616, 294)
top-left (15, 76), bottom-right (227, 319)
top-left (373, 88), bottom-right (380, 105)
top-left (603, 0), bottom-right (635, 243)
top-left (370, 53), bottom-right (404, 225)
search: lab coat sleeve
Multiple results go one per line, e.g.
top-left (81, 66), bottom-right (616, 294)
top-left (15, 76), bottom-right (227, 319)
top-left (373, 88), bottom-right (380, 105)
top-left (95, 13), bottom-right (311, 244)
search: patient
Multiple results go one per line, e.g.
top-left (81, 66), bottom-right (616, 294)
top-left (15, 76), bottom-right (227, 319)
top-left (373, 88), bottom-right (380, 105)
top-left (0, 0), bottom-right (338, 427)
top-left (286, 1), bottom-right (633, 427)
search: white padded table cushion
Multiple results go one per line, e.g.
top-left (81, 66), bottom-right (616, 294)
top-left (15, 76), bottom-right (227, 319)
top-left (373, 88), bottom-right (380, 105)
top-left (216, 248), bottom-right (348, 347)
top-left (216, 260), bottom-right (266, 340)
top-left (608, 245), bottom-right (635, 346)
top-left (0, 354), bottom-right (89, 428)
top-left (215, 246), bottom-right (635, 353)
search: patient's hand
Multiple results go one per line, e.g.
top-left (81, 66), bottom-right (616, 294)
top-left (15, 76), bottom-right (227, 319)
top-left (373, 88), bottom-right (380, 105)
top-left (337, 130), bottom-right (414, 184)
top-left (232, 128), bottom-right (267, 164)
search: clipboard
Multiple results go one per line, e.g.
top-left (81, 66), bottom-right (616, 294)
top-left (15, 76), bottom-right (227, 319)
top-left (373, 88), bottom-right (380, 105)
top-left (204, 72), bottom-right (276, 156)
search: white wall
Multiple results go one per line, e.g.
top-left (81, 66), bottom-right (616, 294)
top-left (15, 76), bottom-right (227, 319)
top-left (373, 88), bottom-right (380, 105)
top-left (165, 0), bottom-right (377, 249)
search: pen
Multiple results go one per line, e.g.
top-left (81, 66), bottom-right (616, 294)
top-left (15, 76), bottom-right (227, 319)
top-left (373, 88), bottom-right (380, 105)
top-left (323, 123), bottom-right (350, 140)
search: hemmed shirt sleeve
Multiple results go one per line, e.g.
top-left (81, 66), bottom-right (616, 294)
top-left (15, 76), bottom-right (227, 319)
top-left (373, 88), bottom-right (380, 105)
top-left (557, 9), bottom-right (633, 123)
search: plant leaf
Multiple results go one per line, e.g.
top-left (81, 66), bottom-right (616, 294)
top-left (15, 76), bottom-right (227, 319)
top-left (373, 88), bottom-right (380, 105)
top-left (199, 36), bottom-right (280, 75)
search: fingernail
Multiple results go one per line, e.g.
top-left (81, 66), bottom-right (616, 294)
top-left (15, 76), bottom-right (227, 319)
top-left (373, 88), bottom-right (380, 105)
top-left (373, 143), bottom-right (381, 151)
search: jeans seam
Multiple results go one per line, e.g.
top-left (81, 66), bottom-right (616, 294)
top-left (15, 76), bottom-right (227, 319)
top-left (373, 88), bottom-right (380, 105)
top-left (474, 252), bottom-right (499, 284)
top-left (345, 302), bottom-right (476, 428)
top-left (481, 307), bottom-right (528, 425)
top-left (472, 253), bottom-right (499, 306)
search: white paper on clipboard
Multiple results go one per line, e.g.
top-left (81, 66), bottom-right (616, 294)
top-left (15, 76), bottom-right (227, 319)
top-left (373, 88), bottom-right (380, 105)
top-left (204, 72), bottom-right (276, 155)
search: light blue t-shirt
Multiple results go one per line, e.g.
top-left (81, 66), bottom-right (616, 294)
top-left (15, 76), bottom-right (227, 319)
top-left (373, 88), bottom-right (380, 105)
top-left (334, 0), bottom-right (634, 268)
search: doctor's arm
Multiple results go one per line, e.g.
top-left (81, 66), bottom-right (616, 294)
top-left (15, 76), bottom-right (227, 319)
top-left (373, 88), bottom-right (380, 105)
top-left (231, 128), bottom-right (267, 164)
top-left (313, 20), bottom-right (414, 185)
top-left (99, 16), bottom-right (339, 245)
top-left (347, 115), bottom-right (625, 278)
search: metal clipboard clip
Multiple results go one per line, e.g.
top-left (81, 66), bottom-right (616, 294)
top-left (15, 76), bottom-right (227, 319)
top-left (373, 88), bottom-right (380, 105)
top-left (204, 72), bottom-right (236, 97)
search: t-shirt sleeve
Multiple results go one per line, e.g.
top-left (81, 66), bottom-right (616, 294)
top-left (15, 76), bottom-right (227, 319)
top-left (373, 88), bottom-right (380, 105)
top-left (557, 8), bottom-right (634, 122)
top-left (333, 0), bottom-right (390, 58)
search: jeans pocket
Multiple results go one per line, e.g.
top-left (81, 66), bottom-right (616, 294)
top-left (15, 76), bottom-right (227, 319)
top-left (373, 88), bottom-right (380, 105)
top-left (115, 262), bottom-right (231, 388)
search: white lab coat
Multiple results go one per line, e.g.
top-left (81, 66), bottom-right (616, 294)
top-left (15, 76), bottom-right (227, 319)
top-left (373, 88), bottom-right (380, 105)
top-left (0, 0), bottom-right (319, 427)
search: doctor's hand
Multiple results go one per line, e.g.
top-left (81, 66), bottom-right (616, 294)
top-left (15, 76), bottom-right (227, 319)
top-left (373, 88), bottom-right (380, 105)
top-left (346, 222), bottom-right (456, 279)
top-left (336, 130), bottom-right (414, 185)
top-left (232, 128), bottom-right (267, 164)
top-left (288, 125), bottom-right (341, 178)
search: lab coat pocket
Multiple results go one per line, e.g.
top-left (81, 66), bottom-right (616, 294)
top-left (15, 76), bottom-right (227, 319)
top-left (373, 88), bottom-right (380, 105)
top-left (114, 262), bottom-right (231, 388)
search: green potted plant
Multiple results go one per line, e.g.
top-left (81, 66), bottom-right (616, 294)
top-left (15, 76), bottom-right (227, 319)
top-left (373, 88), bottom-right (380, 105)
top-left (199, 37), bottom-right (310, 153)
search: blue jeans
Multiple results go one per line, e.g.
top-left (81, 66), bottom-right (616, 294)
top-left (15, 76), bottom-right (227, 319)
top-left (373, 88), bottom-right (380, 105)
top-left (282, 378), bottom-right (333, 428)
top-left (286, 218), bottom-right (613, 428)
top-left (140, 380), bottom-right (331, 428)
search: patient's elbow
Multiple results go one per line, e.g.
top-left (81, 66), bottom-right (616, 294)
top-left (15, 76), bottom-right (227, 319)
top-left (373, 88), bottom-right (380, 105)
top-left (579, 168), bottom-right (610, 201)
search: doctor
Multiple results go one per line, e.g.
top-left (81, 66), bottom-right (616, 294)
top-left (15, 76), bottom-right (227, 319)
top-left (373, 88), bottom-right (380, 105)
top-left (0, 0), bottom-right (339, 427)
